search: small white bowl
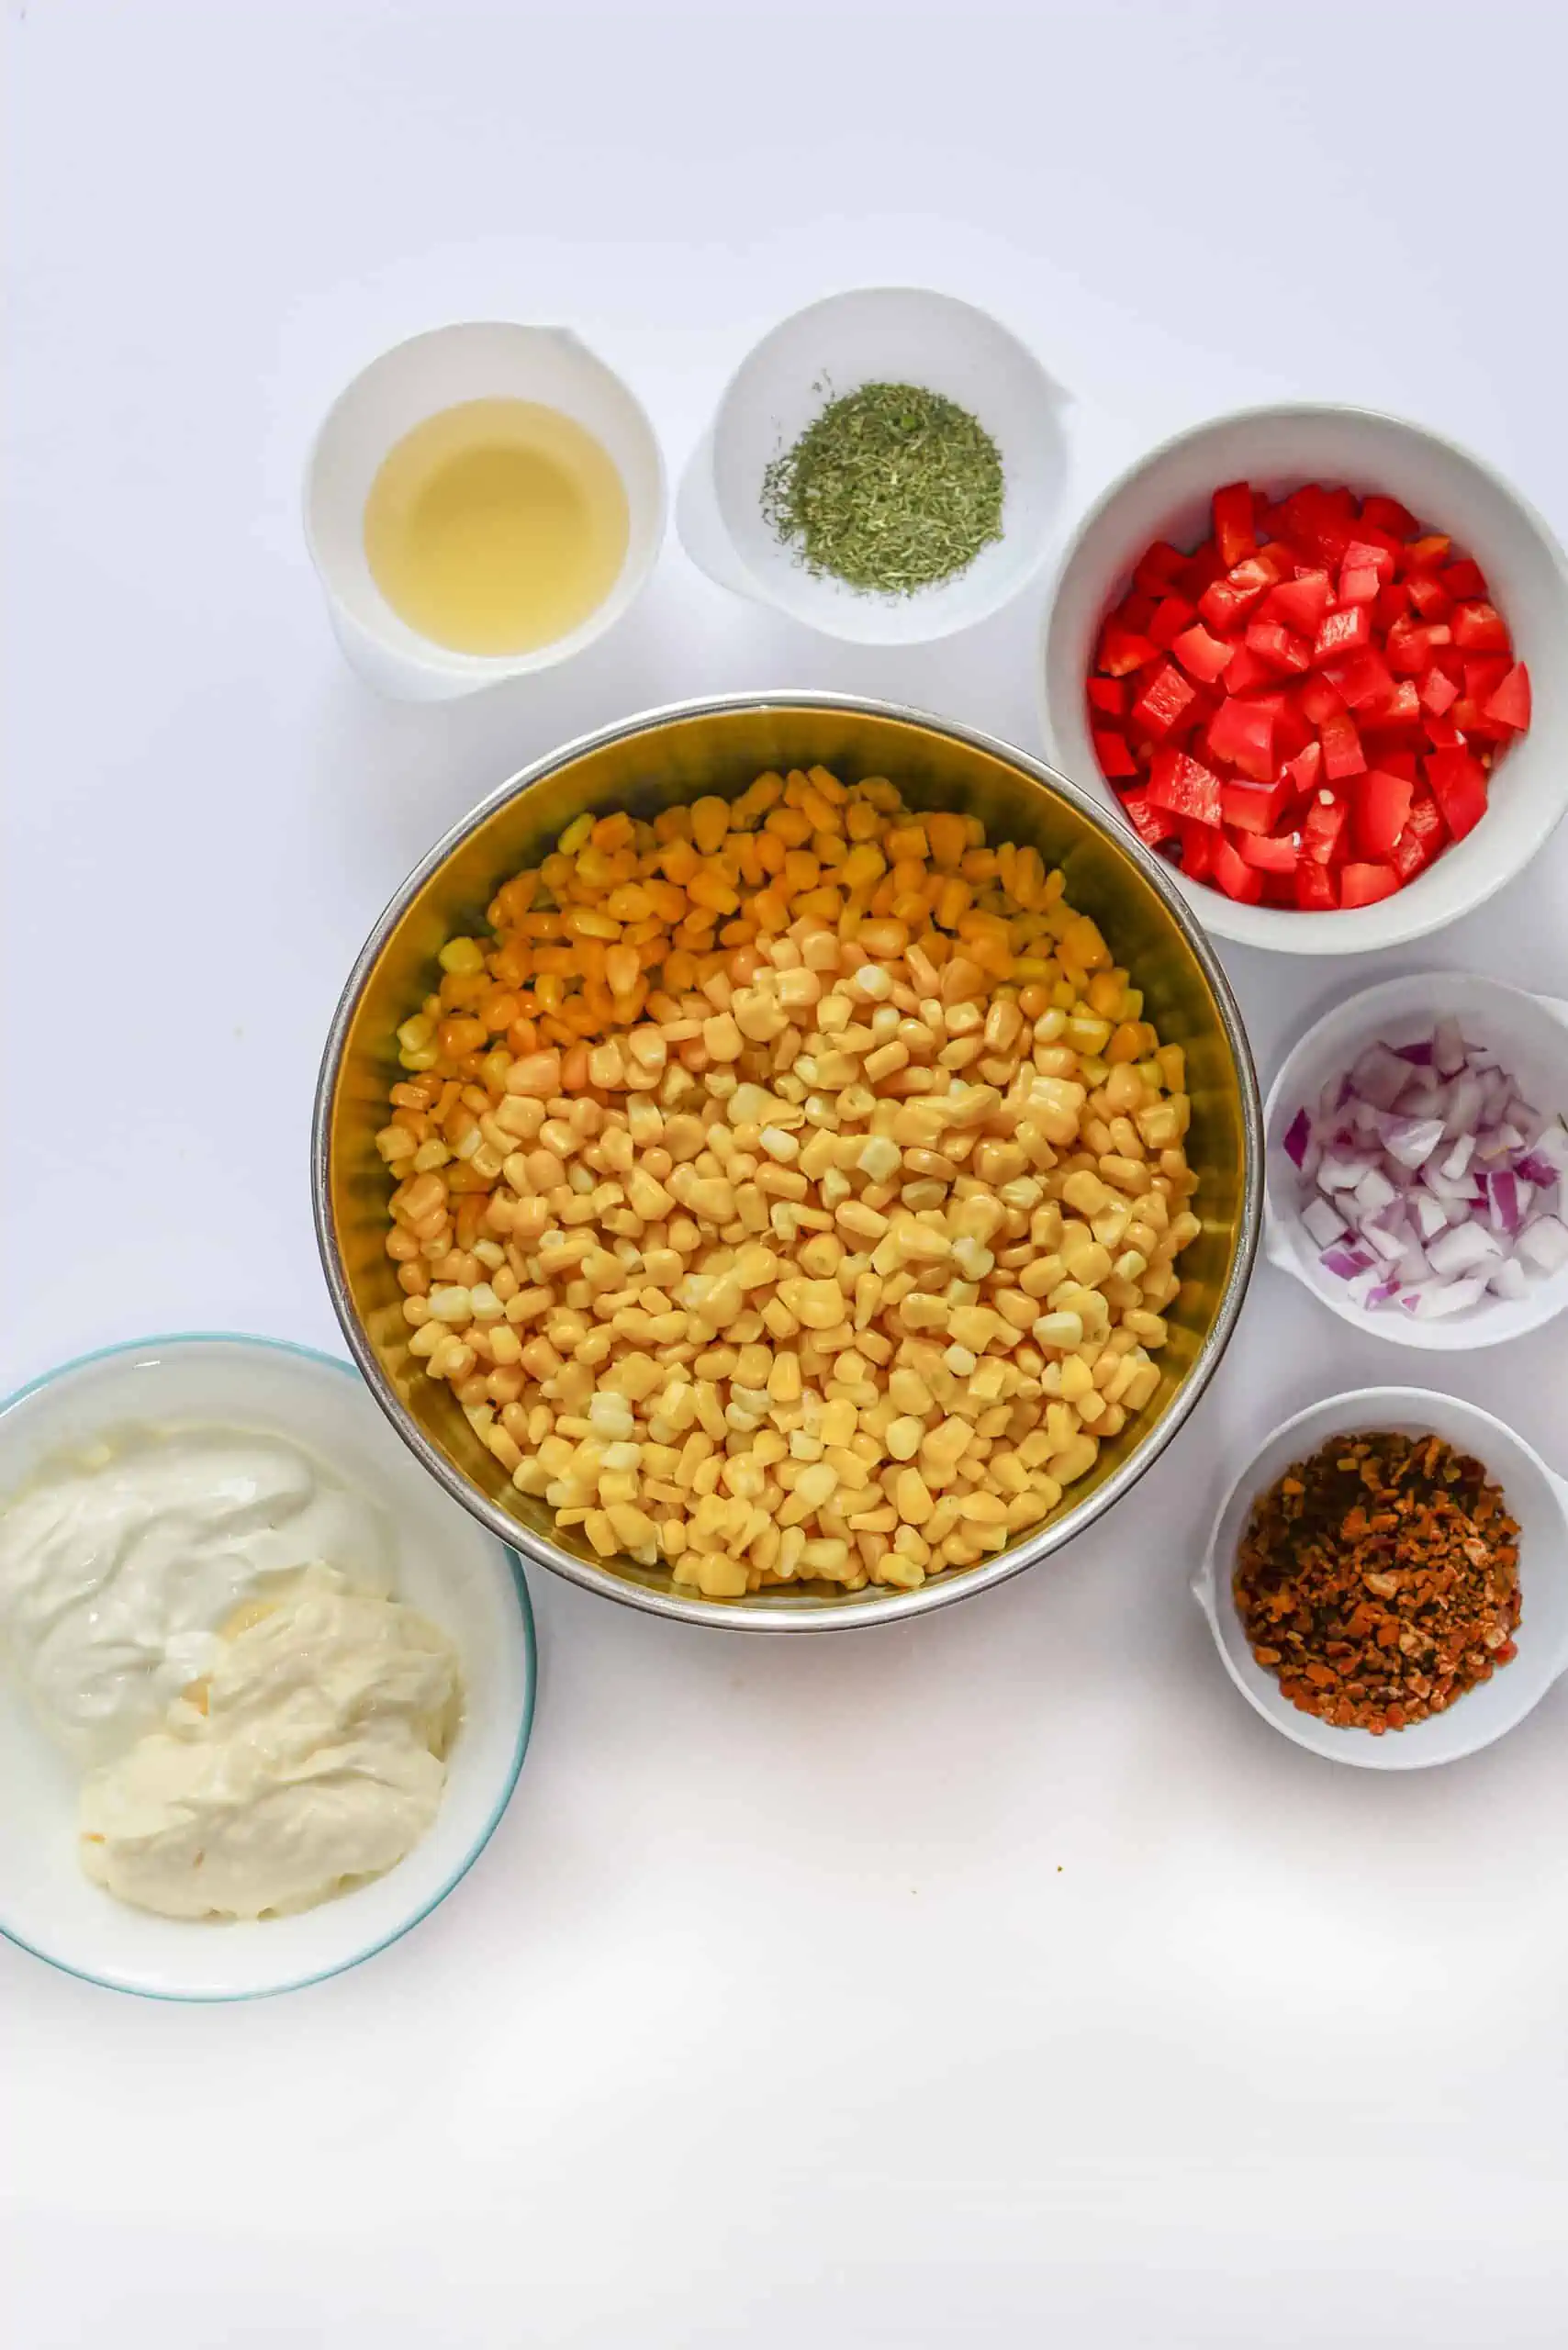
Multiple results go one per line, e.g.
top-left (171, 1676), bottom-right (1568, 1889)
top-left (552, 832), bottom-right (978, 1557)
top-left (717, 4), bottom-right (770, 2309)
top-left (1265, 969), bottom-right (1568, 1349)
top-left (1196, 1388), bottom-right (1568, 1769)
top-left (0, 1335), bottom-right (534, 1999)
top-left (678, 286), bottom-right (1069, 645)
top-left (305, 322), bottom-right (666, 700)
top-left (1040, 401), bottom-right (1568, 953)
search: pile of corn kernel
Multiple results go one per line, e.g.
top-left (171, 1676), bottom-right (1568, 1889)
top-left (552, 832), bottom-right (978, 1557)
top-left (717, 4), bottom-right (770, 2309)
top-left (375, 767), bottom-right (1200, 1599)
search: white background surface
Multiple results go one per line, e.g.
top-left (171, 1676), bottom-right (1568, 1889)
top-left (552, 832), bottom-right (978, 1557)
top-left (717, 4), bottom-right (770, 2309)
top-left (6, 3), bottom-right (1568, 2342)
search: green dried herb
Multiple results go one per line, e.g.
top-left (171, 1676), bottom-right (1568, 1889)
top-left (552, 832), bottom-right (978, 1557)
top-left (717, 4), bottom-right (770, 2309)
top-left (761, 380), bottom-right (1004, 596)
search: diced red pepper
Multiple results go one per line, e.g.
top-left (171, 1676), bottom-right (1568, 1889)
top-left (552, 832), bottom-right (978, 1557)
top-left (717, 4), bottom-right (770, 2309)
top-left (1148, 594), bottom-right (1198, 650)
top-left (1295, 858), bottom-right (1338, 911)
top-left (1176, 817), bottom-right (1215, 881)
top-left (1390, 793), bottom-right (1447, 882)
top-left (1087, 676), bottom-right (1126, 717)
top-left (1365, 745), bottom-right (1418, 783)
top-left (1170, 622), bottom-right (1234, 687)
top-left (1374, 580), bottom-right (1413, 631)
top-left (1296, 673), bottom-right (1345, 728)
top-left (1462, 654), bottom-right (1512, 709)
top-left (1130, 659), bottom-right (1200, 740)
top-left (1218, 643), bottom-right (1274, 695)
top-left (1221, 778), bottom-right (1293, 834)
top-left (1315, 604), bottom-right (1372, 662)
top-left (1404, 534), bottom-right (1451, 573)
top-left (1092, 728), bottom-right (1138, 780)
top-left (1418, 666), bottom-right (1459, 716)
top-left (1353, 768), bottom-right (1415, 861)
top-left (1329, 646), bottom-right (1397, 713)
top-left (1338, 539), bottom-right (1395, 604)
top-left (1148, 747), bottom-right (1224, 828)
top-left (1302, 789), bottom-right (1348, 864)
top-left (1440, 558), bottom-right (1488, 599)
top-left (1279, 485), bottom-right (1354, 568)
top-left (1210, 832), bottom-right (1265, 902)
top-left (1406, 572), bottom-right (1451, 620)
top-left (1115, 589), bottom-right (1159, 633)
top-left (1179, 541), bottom-right (1226, 601)
top-left (1206, 696), bottom-right (1276, 783)
top-left (1319, 705), bottom-right (1366, 781)
top-left (1258, 569), bottom-right (1333, 637)
top-left (1484, 661), bottom-right (1532, 731)
top-left (1361, 494), bottom-right (1419, 539)
top-left (1198, 556), bottom-right (1278, 635)
top-left (1339, 861), bottom-right (1401, 909)
top-left (1426, 747), bottom-right (1490, 839)
top-left (1097, 622), bottom-right (1160, 677)
top-left (1237, 827), bottom-right (1301, 875)
top-left (1286, 741), bottom-right (1324, 798)
top-left (1212, 481), bottom-right (1257, 569)
top-left (1133, 540), bottom-right (1190, 597)
top-left (1244, 619), bottom-right (1312, 676)
top-left (1423, 711), bottom-right (1464, 751)
top-left (1385, 618), bottom-right (1451, 676)
top-left (1119, 789), bottom-right (1179, 850)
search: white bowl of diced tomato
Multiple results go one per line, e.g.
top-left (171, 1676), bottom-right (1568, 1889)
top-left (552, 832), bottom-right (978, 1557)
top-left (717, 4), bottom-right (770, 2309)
top-left (1040, 403), bottom-right (1568, 952)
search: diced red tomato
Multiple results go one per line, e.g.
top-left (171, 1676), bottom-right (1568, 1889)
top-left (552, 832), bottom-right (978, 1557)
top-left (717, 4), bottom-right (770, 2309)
top-left (1129, 659), bottom-right (1200, 740)
top-left (1209, 483), bottom-right (1255, 570)
top-left (1484, 661), bottom-right (1531, 731)
top-left (1148, 747), bottom-right (1224, 828)
top-left (1237, 828), bottom-right (1301, 875)
top-left (1426, 747), bottom-right (1489, 839)
top-left (1390, 793), bottom-right (1447, 882)
top-left (1319, 706), bottom-right (1366, 781)
top-left (1206, 697), bottom-right (1275, 783)
top-left (1353, 768), bottom-right (1415, 861)
top-left (1170, 622), bottom-right (1234, 686)
top-left (1244, 620), bottom-right (1312, 676)
top-left (1119, 789), bottom-right (1179, 850)
top-left (1098, 622), bottom-right (1160, 677)
top-left (1209, 833), bottom-right (1264, 902)
top-left (1221, 778), bottom-right (1293, 834)
top-left (1092, 729), bottom-right (1138, 779)
top-left (1339, 861), bottom-right (1401, 909)
top-left (1295, 859), bottom-right (1338, 911)
top-left (1148, 594), bottom-right (1197, 650)
top-left (1315, 604), bottom-right (1372, 661)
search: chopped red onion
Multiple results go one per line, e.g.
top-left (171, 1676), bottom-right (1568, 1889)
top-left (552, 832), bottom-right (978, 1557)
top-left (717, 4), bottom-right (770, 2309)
top-left (1284, 1022), bottom-right (1568, 1319)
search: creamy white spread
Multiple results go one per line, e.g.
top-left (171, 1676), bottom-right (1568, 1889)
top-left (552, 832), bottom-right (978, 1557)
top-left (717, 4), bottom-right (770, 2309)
top-left (79, 1566), bottom-right (460, 1920)
top-left (0, 1429), bottom-right (390, 1762)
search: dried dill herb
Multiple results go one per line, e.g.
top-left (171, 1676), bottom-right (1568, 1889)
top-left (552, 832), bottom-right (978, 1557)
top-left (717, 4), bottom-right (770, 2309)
top-left (760, 381), bottom-right (1004, 596)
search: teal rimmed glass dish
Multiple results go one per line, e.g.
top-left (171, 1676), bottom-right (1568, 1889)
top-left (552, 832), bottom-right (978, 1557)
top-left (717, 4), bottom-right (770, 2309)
top-left (0, 1333), bottom-right (535, 2001)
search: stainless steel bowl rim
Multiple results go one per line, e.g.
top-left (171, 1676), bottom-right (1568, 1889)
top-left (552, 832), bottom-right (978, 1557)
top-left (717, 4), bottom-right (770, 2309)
top-left (312, 689), bottom-right (1264, 1631)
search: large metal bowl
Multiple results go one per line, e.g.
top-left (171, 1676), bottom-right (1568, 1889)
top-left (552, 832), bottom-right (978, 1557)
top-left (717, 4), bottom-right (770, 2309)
top-left (314, 693), bottom-right (1261, 1630)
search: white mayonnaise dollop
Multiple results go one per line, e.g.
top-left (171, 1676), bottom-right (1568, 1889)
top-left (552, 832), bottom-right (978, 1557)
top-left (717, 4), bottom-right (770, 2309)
top-left (0, 1429), bottom-right (391, 1761)
top-left (79, 1565), bottom-right (460, 1920)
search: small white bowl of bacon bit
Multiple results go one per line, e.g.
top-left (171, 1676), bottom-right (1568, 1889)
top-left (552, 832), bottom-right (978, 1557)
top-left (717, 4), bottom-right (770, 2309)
top-left (1265, 970), bottom-right (1568, 1349)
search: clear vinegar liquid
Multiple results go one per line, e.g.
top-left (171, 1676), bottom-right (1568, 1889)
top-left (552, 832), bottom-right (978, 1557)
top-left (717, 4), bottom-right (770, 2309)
top-left (363, 397), bottom-right (630, 655)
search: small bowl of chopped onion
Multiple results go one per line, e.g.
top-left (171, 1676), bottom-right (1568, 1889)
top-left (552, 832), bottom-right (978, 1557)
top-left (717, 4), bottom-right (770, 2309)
top-left (1265, 970), bottom-right (1568, 1348)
